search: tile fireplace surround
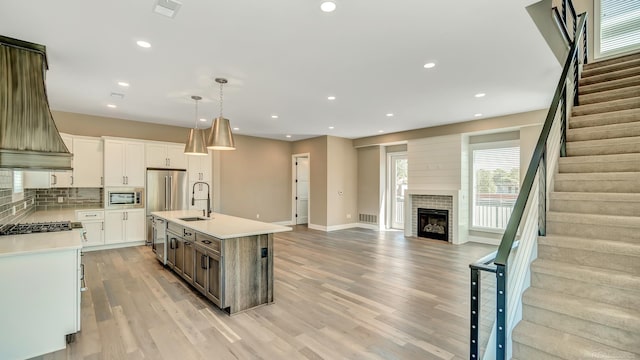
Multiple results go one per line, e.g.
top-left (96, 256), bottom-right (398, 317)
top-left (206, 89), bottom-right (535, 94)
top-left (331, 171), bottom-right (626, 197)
top-left (404, 189), bottom-right (467, 244)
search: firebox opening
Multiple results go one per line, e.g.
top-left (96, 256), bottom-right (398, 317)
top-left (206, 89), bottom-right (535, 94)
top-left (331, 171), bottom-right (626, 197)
top-left (417, 208), bottom-right (448, 241)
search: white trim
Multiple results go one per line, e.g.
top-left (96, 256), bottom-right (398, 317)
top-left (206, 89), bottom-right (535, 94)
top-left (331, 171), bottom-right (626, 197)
top-left (272, 220), bottom-right (293, 226)
top-left (307, 223), bottom-right (326, 231)
top-left (307, 223), bottom-right (380, 232)
top-left (468, 235), bottom-right (501, 246)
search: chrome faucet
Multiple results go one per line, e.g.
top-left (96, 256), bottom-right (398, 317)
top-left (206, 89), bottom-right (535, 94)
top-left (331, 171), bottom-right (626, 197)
top-left (191, 182), bottom-right (211, 217)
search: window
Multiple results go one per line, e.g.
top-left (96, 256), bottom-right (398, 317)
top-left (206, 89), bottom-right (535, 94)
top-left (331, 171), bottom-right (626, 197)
top-left (12, 170), bottom-right (24, 202)
top-left (596, 0), bottom-right (640, 58)
top-left (470, 141), bottom-right (520, 231)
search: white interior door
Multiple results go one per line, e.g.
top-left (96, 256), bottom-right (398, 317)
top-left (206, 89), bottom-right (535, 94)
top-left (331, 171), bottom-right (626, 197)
top-left (390, 153), bottom-right (408, 229)
top-left (295, 157), bottom-right (309, 224)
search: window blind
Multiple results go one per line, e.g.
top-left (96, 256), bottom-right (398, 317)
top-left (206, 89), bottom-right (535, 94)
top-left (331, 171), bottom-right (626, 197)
top-left (600, 0), bottom-right (640, 54)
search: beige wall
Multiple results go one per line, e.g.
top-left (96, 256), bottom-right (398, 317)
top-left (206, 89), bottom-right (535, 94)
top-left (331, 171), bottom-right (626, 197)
top-left (52, 111), bottom-right (189, 143)
top-left (353, 109), bottom-right (547, 148)
top-left (217, 135), bottom-right (292, 223)
top-left (357, 146), bottom-right (383, 224)
top-left (292, 136), bottom-right (328, 227)
top-left (326, 136), bottom-right (358, 227)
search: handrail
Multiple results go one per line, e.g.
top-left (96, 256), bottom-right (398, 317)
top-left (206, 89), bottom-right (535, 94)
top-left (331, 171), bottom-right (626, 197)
top-left (494, 12), bottom-right (587, 266)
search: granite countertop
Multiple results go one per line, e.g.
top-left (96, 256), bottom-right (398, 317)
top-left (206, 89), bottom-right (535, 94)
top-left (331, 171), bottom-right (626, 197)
top-left (152, 210), bottom-right (291, 239)
top-left (0, 208), bottom-right (103, 258)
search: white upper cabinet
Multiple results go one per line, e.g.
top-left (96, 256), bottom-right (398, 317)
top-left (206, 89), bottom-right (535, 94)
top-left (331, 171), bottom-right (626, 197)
top-left (145, 142), bottom-right (187, 170)
top-left (73, 137), bottom-right (103, 187)
top-left (104, 139), bottom-right (145, 187)
top-left (188, 150), bottom-right (212, 182)
top-left (51, 134), bottom-right (74, 188)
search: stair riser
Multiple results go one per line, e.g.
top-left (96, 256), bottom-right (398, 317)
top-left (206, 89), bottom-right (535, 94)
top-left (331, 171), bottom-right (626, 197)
top-left (558, 160), bottom-right (640, 173)
top-left (554, 179), bottom-right (640, 193)
top-left (579, 67), bottom-right (640, 86)
top-left (547, 220), bottom-right (640, 241)
top-left (567, 123), bottom-right (640, 141)
top-left (538, 245), bottom-right (640, 274)
top-left (572, 98), bottom-right (640, 117)
top-left (566, 142), bottom-right (640, 156)
top-left (512, 343), bottom-right (563, 360)
top-left (522, 305), bottom-right (640, 354)
top-left (549, 198), bottom-right (640, 216)
top-left (531, 272), bottom-right (640, 309)
top-left (584, 53), bottom-right (640, 70)
top-left (580, 75), bottom-right (640, 95)
top-left (569, 109), bottom-right (640, 129)
top-left (581, 58), bottom-right (640, 77)
top-left (579, 86), bottom-right (640, 105)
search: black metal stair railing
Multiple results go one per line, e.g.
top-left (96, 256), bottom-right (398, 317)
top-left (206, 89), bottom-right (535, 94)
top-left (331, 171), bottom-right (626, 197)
top-left (469, 7), bottom-right (588, 360)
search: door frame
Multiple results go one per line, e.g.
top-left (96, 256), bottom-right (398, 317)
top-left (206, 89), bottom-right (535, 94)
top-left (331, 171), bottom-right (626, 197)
top-left (387, 151), bottom-right (407, 230)
top-left (291, 153), bottom-right (311, 225)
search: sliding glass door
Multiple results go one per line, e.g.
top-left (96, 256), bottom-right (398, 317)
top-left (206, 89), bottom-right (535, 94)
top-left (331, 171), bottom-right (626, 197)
top-left (389, 153), bottom-right (408, 229)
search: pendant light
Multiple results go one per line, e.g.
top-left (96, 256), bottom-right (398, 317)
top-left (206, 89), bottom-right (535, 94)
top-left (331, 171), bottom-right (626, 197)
top-left (207, 78), bottom-right (236, 150)
top-left (184, 95), bottom-right (208, 156)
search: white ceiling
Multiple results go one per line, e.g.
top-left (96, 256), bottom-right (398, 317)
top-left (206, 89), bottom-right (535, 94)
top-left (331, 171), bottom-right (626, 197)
top-left (0, 0), bottom-right (559, 141)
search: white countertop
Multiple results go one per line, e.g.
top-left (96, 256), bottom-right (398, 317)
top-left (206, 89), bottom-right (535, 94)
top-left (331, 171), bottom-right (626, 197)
top-left (151, 210), bottom-right (291, 239)
top-left (0, 209), bottom-right (91, 258)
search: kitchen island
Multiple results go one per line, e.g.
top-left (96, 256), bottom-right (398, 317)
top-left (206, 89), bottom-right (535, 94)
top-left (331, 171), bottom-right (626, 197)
top-left (151, 210), bottom-right (291, 315)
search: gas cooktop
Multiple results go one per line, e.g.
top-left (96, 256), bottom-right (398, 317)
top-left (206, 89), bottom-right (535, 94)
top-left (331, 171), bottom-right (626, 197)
top-left (0, 221), bottom-right (83, 236)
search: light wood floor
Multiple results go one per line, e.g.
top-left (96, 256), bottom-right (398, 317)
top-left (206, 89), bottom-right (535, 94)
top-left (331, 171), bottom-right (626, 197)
top-left (33, 226), bottom-right (496, 360)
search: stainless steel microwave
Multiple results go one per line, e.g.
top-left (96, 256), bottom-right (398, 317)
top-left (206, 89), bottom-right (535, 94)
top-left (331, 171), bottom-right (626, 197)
top-left (105, 188), bottom-right (144, 209)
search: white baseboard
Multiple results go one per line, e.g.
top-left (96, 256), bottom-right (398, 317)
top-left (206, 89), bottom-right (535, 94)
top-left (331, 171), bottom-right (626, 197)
top-left (468, 235), bottom-right (501, 246)
top-left (356, 223), bottom-right (381, 230)
top-left (307, 223), bottom-right (381, 232)
top-left (82, 241), bottom-right (146, 252)
top-left (308, 223), bottom-right (327, 231)
top-left (272, 220), bottom-right (294, 226)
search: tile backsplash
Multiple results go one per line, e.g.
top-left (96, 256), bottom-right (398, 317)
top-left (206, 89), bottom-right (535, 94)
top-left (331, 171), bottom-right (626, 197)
top-left (35, 188), bottom-right (103, 211)
top-left (0, 170), bottom-right (37, 226)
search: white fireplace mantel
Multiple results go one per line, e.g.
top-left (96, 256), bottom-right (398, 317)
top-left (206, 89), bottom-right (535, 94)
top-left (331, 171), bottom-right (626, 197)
top-left (404, 189), bottom-right (468, 244)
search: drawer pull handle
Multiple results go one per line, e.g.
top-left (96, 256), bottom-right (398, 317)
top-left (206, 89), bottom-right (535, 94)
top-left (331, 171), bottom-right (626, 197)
top-left (201, 240), bottom-right (212, 244)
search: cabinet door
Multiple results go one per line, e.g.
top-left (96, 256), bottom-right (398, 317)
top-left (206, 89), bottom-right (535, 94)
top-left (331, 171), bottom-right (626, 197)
top-left (124, 142), bottom-right (145, 187)
top-left (205, 251), bottom-right (222, 307)
top-left (124, 209), bottom-right (145, 243)
top-left (193, 247), bottom-right (207, 293)
top-left (104, 141), bottom-right (125, 186)
top-left (145, 143), bottom-right (168, 168)
top-left (188, 152), bottom-right (211, 182)
top-left (73, 138), bottom-right (103, 187)
top-left (183, 241), bottom-right (195, 282)
top-left (51, 134), bottom-right (74, 188)
top-left (174, 238), bottom-right (184, 275)
top-left (23, 171), bottom-right (51, 189)
top-left (166, 144), bottom-right (187, 170)
top-left (82, 221), bottom-right (104, 247)
top-left (166, 234), bottom-right (177, 268)
top-left (104, 210), bottom-right (125, 244)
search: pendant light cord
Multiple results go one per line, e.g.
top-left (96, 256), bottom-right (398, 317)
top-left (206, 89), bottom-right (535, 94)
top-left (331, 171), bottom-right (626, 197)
top-left (219, 81), bottom-right (224, 119)
top-left (194, 98), bottom-right (199, 129)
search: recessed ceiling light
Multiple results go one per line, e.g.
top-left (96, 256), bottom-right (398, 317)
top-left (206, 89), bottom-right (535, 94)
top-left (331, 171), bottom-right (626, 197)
top-left (423, 62), bottom-right (436, 69)
top-left (378, 130), bottom-right (384, 133)
top-left (320, 1), bottom-right (336, 12)
top-left (286, 135), bottom-right (292, 138)
top-left (117, 81), bottom-right (130, 87)
top-left (136, 40), bottom-right (152, 48)
top-left (327, 96), bottom-right (336, 100)
top-left (386, 113), bottom-right (394, 117)
top-left (199, 118), bottom-right (207, 122)
top-left (475, 93), bottom-right (486, 98)
top-left (328, 126), bottom-right (335, 129)
top-left (474, 113), bottom-right (483, 117)
top-left (271, 115), bottom-right (279, 119)
top-left (107, 104), bottom-right (117, 108)
top-left (233, 127), bottom-right (240, 131)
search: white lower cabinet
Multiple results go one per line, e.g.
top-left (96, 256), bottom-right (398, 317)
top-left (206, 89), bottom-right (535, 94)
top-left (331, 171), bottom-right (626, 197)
top-left (76, 210), bottom-right (105, 247)
top-left (105, 209), bottom-right (145, 244)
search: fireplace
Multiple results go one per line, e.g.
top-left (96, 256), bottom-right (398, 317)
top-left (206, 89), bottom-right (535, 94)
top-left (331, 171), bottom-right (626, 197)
top-left (417, 208), bottom-right (449, 241)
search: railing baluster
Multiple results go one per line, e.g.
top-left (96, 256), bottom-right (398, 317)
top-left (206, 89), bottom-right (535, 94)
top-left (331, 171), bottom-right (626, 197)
top-left (539, 146), bottom-right (547, 236)
top-left (561, 89), bottom-right (567, 157)
top-left (583, 20), bottom-right (588, 64)
top-left (496, 265), bottom-right (507, 360)
top-left (470, 268), bottom-right (481, 359)
top-left (562, 0), bottom-right (567, 26)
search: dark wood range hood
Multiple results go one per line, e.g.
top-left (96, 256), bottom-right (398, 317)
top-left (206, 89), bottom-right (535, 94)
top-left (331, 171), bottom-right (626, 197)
top-left (0, 35), bottom-right (72, 170)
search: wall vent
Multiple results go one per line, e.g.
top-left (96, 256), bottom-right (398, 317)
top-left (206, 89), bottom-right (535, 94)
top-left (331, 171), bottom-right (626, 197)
top-left (359, 213), bottom-right (377, 224)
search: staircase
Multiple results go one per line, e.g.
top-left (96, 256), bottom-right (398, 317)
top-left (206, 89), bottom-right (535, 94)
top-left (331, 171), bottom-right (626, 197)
top-left (512, 52), bottom-right (640, 359)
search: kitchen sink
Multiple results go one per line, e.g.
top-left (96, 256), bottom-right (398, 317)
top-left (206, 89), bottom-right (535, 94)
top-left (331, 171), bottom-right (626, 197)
top-left (178, 217), bottom-right (209, 222)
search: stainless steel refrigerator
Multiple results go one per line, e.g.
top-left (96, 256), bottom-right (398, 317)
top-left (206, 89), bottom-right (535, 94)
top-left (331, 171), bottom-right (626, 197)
top-left (146, 169), bottom-right (188, 244)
